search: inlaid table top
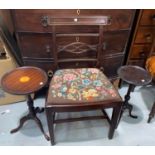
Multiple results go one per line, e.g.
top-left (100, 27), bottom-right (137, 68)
top-left (117, 65), bottom-right (152, 86)
top-left (1, 66), bottom-right (48, 95)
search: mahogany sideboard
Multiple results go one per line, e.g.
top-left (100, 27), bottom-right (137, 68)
top-left (11, 9), bottom-right (136, 80)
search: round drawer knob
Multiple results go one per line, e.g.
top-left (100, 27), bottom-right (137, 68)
top-left (74, 18), bottom-right (78, 22)
top-left (47, 70), bottom-right (53, 77)
top-left (41, 16), bottom-right (48, 27)
top-left (145, 34), bottom-right (152, 42)
top-left (139, 51), bottom-right (146, 58)
top-left (146, 36), bottom-right (151, 42)
top-left (75, 62), bottom-right (79, 67)
top-left (45, 45), bottom-right (50, 53)
top-left (100, 67), bottom-right (104, 72)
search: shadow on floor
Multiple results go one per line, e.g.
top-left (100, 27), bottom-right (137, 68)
top-left (18, 113), bottom-right (49, 139)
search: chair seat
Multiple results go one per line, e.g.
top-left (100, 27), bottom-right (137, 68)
top-left (46, 68), bottom-right (123, 145)
top-left (46, 68), bottom-right (121, 105)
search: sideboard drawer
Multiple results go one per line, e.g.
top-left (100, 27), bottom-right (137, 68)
top-left (140, 10), bottom-right (155, 26)
top-left (129, 45), bottom-right (151, 59)
top-left (135, 27), bottom-right (154, 43)
top-left (12, 9), bottom-right (134, 32)
top-left (19, 33), bottom-right (53, 59)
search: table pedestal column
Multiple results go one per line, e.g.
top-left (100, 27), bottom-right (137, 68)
top-left (123, 84), bottom-right (138, 119)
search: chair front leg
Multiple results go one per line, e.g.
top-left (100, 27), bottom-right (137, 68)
top-left (108, 104), bottom-right (122, 139)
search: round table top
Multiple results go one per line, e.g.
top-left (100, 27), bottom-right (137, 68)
top-left (1, 66), bottom-right (48, 95)
top-left (117, 65), bottom-right (152, 86)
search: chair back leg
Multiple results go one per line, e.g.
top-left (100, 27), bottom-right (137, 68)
top-left (148, 102), bottom-right (155, 123)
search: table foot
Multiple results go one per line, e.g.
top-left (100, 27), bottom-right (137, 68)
top-left (124, 103), bottom-right (138, 119)
top-left (10, 113), bottom-right (50, 141)
top-left (10, 115), bottom-right (31, 133)
top-left (35, 107), bottom-right (44, 113)
top-left (33, 116), bottom-right (50, 141)
top-left (10, 95), bottom-right (49, 140)
top-left (129, 112), bottom-right (138, 119)
top-left (127, 104), bottom-right (138, 119)
top-left (116, 103), bottom-right (138, 128)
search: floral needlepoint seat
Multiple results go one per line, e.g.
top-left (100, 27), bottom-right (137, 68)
top-left (47, 68), bottom-right (121, 104)
top-left (46, 68), bottom-right (122, 145)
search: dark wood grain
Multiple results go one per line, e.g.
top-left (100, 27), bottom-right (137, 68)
top-left (1, 66), bottom-right (48, 95)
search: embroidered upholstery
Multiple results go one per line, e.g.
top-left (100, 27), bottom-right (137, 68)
top-left (47, 68), bottom-right (121, 104)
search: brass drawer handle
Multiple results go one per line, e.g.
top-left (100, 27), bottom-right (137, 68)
top-left (145, 34), bottom-right (152, 42)
top-left (75, 62), bottom-right (79, 67)
top-left (45, 45), bottom-right (51, 53)
top-left (41, 16), bottom-right (48, 27)
top-left (102, 42), bottom-right (107, 50)
top-left (77, 9), bottom-right (80, 15)
top-left (139, 51), bottom-right (146, 58)
top-left (47, 70), bottom-right (53, 77)
top-left (152, 14), bottom-right (155, 20)
top-left (41, 15), bottom-right (110, 26)
top-left (76, 36), bottom-right (79, 42)
top-left (100, 67), bottom-right (104, 72)
top-left (108, 17), bottom-right (112, 25)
